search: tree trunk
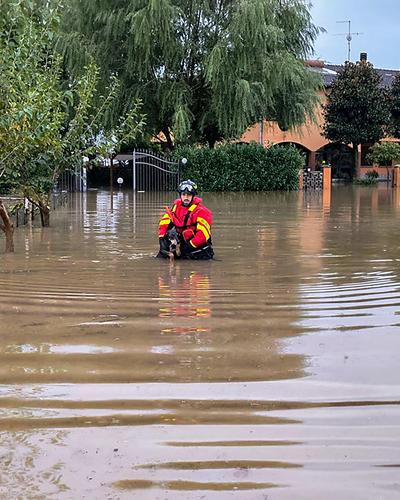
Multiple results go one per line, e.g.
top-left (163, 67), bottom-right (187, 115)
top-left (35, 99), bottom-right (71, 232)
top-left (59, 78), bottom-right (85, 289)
top-left (0, 199), bottom-right (15, 253)
top-left (162, 128), bottom-right (174, 151)
top-left (39, 202), bottom-right (50, 227)
top-left (204, 124), bottom-right (221, 149)
top-left (353, 143), bottom-right (360, 179)
top-left (26, 194), bottom-right (51, 227)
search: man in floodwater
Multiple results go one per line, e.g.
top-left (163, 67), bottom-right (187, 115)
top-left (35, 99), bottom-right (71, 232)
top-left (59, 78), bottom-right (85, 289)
top-left (157, 179), bottom-right (214, 260)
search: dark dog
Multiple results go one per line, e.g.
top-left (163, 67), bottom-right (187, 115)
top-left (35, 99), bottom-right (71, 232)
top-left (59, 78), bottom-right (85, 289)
top-left (158, 227), bottom-right (182, 259)
top-left (166, 227), bottom-right (181, 258)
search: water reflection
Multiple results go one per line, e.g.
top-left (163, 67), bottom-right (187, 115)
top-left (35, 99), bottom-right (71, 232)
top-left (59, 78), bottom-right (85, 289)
top-left (158, 268), bottom-right (212, 331)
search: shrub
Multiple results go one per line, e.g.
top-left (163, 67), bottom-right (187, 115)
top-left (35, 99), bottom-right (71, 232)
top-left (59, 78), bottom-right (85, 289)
top-left (173, 143), bottom-right (302, 191)
top-left (355, 169), bottom-right (379, 185)
top-left (366, 170), bottom-right (379, 179)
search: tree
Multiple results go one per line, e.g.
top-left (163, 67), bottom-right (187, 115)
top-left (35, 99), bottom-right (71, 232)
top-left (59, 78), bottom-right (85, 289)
top-left (0, 0), bottom-right (66, 227)
top-left (0, 199), bottom-right (14, 253)
top-left (367, 141), bottom-right (400, 165)
top-left (323, 61), bottom-right (389, 179)
top-left (0, 1), bottom-right (62, 187)
top-left (389, 73), bottom-right (400, 138)
top-left (0, 0), bottom-right (145, 231)
top-left (367, 141), bottom-right (400, 180)
top-left (60, 0), bottom-right (321, 149)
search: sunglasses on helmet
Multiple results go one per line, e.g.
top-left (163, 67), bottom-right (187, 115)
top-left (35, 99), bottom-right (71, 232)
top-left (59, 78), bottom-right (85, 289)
top-left (178, 182), bottom-right (196, 193)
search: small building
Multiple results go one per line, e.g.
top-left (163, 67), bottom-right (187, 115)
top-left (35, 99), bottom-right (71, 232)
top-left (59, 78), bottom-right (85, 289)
top-left (241, 55), bottom-right (399, 180)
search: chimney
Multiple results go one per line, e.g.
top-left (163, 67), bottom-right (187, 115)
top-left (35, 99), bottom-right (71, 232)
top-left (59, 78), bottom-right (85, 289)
top-left (360, 52), bottom-right (367, 62)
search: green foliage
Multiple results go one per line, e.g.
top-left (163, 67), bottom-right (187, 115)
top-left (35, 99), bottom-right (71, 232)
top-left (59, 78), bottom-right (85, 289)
top-left (60, 0), bottom-right (321, 148)
top-left (64, 65), bottom-right (146, 164)
top-left (367, 170), bottom-right (379, 179)
top-left (0, 0), bottom-right (145, 224)
top-left (0, 1), bottom-right (64, 181)
top-left (323, 61), bottom-right (389, 177)
top-left (173, 143), bottom-right (302, 191)
top-left (0, 168), bottom-right (19, 194)
top-left (389, 74), bottom-right (400, 138)
top-left (367, 141), bottom-right (400, 166)
top-left (324, 62), bottom-right (389, 145)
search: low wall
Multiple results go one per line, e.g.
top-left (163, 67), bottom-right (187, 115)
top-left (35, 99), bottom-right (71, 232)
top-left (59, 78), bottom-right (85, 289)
top-left (359, 166), bottom-right (393, 180)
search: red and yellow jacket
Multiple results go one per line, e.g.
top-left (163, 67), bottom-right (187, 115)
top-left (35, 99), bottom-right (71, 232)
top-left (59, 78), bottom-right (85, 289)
top-left (158, 196), bottom-right (212, 249)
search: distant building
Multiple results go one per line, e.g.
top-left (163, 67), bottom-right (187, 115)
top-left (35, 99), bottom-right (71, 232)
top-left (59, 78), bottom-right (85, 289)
top-left (242, 55), bottom-right (400, 180)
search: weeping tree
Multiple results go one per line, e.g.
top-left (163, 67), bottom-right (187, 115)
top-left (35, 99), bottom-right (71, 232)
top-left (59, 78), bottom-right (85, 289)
top-left (60, 0), bottom-right (321, 148)
top-left (323, 61), bottom-right (390, 179)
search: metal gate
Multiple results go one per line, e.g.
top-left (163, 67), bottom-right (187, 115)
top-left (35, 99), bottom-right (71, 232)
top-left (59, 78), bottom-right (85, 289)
top-left (130, 148), bottom-right (181, 192)
top-left (303, 169), bottom-right (323, 189)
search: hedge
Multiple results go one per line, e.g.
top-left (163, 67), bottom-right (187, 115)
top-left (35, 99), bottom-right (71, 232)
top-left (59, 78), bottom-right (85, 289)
top-left (173, 143), bottom-right (303, 191)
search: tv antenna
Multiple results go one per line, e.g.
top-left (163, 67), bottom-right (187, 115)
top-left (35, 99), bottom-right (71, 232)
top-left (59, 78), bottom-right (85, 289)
top-left (334, 20), bottom-right (363, 62)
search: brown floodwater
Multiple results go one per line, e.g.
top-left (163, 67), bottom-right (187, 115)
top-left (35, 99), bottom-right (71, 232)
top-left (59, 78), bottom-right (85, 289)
top-left (1, 185), bottom-right (400, 499)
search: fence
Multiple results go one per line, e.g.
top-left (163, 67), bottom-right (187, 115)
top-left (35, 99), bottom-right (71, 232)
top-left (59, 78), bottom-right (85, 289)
top-left (57, 167), bottom-right (87, 192)
top-left (0, 193), bottom-right (68, 228)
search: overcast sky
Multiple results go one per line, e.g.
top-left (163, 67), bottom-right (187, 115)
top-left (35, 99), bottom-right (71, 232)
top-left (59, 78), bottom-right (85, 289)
top-left (309, 0), bottom-right (400, 69)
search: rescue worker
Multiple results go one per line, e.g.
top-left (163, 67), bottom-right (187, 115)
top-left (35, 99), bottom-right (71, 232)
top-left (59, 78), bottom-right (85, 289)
top-left (157, 179), bottom-right (214, 260)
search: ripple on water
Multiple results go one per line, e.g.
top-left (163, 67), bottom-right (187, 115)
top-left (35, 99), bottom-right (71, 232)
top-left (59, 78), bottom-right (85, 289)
top-left (1, 188), bottom-right (400, 498)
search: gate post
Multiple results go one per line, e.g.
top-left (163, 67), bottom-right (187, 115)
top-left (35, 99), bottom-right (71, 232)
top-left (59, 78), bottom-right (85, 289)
top-left (323, 163), bottom-right (331, 191)
top-left (392, 164), bottom-right (400, 187)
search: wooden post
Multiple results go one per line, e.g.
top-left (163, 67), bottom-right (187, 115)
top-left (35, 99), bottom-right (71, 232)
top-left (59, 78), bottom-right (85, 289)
top-left (393, 164), bottom-right (400, 187)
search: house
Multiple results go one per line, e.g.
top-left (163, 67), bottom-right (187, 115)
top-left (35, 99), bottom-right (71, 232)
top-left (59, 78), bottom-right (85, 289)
top-left (241, 55), bottom-right (400, 180)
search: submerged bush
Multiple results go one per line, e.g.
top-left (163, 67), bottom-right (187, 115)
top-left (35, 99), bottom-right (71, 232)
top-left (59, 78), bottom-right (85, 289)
top-left (355, 169), bottom-right (379, 185)
top-left (174, 143), bottom-right (302, 191)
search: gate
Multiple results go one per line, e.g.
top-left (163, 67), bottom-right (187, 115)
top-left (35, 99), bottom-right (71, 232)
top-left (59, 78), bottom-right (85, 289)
top-left (129, 148), bottom-right (181, 192)
top-left (303, 168), bottom-right (323, 189)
